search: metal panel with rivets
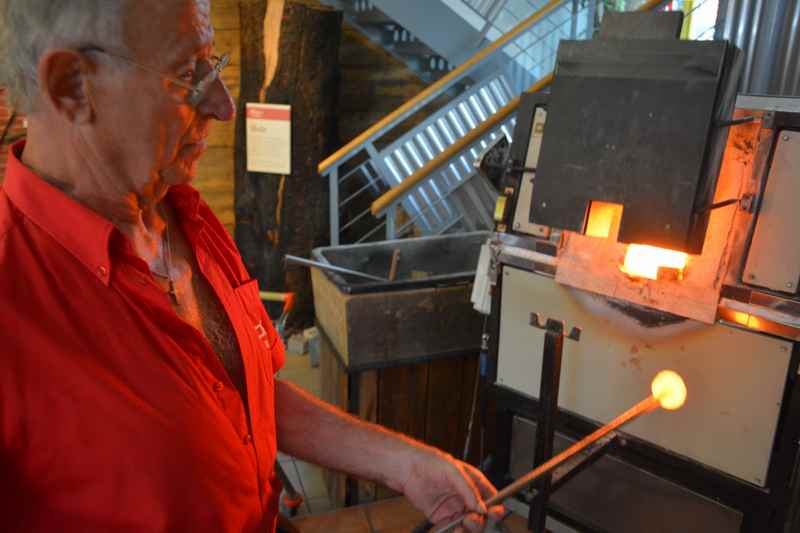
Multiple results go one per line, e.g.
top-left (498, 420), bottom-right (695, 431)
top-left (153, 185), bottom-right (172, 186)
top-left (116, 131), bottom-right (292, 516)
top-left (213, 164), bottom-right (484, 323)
top-left (743, 131), bottom-right (800, 294)
top-left (512, 106), bottom-right (550, 238)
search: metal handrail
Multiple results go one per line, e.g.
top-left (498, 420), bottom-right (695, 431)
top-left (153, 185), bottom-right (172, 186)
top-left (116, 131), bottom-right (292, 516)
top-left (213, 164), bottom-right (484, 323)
top-left (317, 0), bottom-right (565, 175)
top-left (369, 0), bottom-right (666, 217)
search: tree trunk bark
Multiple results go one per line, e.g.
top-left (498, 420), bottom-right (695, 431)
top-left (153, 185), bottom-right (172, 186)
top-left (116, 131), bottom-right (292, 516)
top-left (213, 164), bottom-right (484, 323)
top-left (235, 0), bottom-right (341, 331)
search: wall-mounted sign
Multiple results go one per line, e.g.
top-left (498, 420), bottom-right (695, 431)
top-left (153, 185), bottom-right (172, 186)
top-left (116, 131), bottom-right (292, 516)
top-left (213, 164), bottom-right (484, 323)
top-left (246, 103), bottom-right (291, 175)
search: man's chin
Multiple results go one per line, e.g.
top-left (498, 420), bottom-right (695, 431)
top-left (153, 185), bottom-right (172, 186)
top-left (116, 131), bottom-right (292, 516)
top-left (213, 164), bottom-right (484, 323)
top-left (161, 159), bottom-right (199, 186)
top-left (164, 142), bottom-right (207, 184)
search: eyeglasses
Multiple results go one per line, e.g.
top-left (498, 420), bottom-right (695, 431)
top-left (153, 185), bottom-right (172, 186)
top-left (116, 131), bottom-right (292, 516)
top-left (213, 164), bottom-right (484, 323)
top-left (79, 46), bottom-right (231, 107)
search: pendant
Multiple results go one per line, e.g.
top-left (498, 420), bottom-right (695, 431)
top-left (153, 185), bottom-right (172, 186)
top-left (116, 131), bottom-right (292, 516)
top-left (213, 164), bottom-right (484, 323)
top-left (168, 279), bottom-right (179, 305)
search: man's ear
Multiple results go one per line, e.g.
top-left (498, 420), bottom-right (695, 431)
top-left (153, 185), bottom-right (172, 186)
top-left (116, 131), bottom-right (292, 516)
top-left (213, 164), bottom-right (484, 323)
top-left (37, 49), bottom-right (94, 124)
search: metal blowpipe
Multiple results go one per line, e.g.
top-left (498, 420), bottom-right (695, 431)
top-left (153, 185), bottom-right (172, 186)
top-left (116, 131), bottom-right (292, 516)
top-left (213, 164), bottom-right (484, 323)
top-left (431, 370), bottom-right (688, 533)
top-left (284, 255), bottom-right (388, 282)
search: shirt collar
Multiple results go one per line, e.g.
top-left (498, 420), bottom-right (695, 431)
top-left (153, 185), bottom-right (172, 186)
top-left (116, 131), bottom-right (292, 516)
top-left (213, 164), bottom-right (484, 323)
top-left (168, 183), bottom-right (202, 222)
top-left (3, 141), bottom-right (117, 285)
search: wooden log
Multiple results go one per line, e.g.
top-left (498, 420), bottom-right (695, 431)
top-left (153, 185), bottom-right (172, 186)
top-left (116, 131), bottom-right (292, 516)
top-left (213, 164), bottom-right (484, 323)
top-left (235, 0), bottom-right (341, 330)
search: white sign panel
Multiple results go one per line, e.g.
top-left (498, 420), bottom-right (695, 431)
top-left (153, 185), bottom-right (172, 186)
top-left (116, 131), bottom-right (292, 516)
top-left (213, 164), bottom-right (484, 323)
top-left (246, 103), bottom-right (291, 175)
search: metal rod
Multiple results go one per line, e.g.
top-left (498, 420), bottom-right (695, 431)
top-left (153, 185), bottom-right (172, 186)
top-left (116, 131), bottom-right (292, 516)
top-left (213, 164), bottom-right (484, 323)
top-left (716, 115), bottom-right (755, 128)
top-left (284, 255), bottom-right (388, 282)
top-left (432, 395), bottom-right (662, 533)
top-left (388, 249), bottom-right (401, 281)
top-left (259, 291), bottom-right (290, 303)
top-left (696, 197), bottom-right (741, 213)
top-left (329, 167), bottom-right (340, 246)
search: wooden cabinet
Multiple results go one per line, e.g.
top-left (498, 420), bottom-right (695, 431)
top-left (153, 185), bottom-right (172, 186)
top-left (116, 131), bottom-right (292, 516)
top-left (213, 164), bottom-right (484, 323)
top-left (318, 327), bottom-right (484, 506)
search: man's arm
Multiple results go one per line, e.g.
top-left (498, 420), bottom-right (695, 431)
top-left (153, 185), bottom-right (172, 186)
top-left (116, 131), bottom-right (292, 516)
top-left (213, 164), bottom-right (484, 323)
top-left (275, 379), bottom-right (504, 532)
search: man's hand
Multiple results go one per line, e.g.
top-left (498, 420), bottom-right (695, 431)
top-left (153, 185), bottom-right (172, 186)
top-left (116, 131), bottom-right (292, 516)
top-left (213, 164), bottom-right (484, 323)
top-left (400, 448), bottom-right (505, 532)
top-left (275, 381), bottom-right (504, 530)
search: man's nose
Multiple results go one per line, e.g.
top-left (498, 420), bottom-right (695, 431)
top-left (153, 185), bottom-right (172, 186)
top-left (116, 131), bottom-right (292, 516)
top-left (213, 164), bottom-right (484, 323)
top-left (198, 77), bottom-right (235, 122)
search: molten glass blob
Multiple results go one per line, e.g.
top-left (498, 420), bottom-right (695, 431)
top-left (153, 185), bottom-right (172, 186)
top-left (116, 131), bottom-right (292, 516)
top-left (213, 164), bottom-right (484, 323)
top-left (621, 244), bottom-right (689, 281)
top-left (651, 370), bottom-right (687, 411)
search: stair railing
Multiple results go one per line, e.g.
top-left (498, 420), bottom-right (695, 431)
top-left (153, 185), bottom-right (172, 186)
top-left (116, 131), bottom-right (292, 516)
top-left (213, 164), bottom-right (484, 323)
top-left (368, 0), bottom-right (668, 227)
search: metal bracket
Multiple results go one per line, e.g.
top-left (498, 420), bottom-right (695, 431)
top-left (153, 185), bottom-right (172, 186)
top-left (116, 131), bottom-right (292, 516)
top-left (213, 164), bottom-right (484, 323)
top-left (530, 313), bottom-right (582, 341)
top-left (762, 111), bottom-right (775, 129)
top-left (488, 237), bottom-right (502, 286)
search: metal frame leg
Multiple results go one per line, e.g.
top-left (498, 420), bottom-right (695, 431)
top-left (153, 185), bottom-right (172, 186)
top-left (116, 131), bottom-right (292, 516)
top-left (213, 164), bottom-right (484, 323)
top-left (345, 371), bottom-right (362, 506)
top-left (529, 319), bottom-right (565, 532)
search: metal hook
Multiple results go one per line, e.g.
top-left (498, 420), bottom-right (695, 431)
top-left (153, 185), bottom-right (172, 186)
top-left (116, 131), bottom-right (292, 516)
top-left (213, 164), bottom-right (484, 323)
top-left (530, 313), bottom-right (582, 341)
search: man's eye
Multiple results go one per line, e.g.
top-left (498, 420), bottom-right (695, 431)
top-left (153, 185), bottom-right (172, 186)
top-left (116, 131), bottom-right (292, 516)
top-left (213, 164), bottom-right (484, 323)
top-left (179, 71), bottom-right (195, 82)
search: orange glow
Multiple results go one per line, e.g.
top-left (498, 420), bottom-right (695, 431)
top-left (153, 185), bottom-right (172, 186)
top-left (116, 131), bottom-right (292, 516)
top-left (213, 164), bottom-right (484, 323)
top-left (651, 370), bottom-right (687, 411)
top-left (621, 244), bottom-right (689, 280)
top-left (732, 312), bottom-right (750, 326)
top-left (727, 311), bottom-right (765, 330)
top-left (585, 202), bottom-right (623, 238)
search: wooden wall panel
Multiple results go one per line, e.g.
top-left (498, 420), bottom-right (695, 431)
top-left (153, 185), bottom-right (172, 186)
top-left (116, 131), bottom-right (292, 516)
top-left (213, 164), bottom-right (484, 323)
top-left (212, 0), bottom-right (242, 30)
top-left (425, 358), bottom-right (466, 455)
top-left (337, 24), bottom-right (428, 146)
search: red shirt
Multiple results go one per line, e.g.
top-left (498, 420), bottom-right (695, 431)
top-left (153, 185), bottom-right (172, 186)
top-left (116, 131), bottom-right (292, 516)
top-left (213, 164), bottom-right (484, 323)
top-left (0, 142), bottom-right (285, 532)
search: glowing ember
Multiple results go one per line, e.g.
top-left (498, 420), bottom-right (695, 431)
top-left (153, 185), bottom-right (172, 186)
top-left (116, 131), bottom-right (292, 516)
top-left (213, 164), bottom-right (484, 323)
top-left (621, 244), bottom-right (689, 280)
top-left (651, 370), bottom-right (687, 411)
top-left (729, 311), bottom-right (764, 330)
top-left (585, 202), bottom-right (623, 239)
top-left (732, 311), bottom-right (750, 325)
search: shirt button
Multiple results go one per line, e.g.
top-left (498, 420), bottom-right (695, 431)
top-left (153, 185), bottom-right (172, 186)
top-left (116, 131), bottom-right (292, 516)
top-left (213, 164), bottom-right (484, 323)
top-left (97, 265), bottom-right (108, 277)
top-left (213, 382), bottom-right (224, 393)
top-left (243, 434), bottom-right (253, 446)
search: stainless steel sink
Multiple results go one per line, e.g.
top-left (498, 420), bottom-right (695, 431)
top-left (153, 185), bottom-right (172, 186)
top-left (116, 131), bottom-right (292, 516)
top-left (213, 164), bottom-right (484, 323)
top-left (311, 231), bottom-right (489, 294)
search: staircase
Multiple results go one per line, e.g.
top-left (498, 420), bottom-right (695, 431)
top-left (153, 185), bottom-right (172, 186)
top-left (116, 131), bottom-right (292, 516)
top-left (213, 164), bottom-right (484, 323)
top-left (320, 0), bottom-right (720, 245)
top-left (323, 0), bottom-right (457, 83)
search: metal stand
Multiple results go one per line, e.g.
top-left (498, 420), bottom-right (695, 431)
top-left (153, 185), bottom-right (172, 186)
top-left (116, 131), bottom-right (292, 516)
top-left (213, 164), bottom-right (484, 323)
top-left (276, 462), bottom-right (304, 517)
top-left (527, 314), bottom-right (581, 533)
top-left (346, 371), bottom-right (361, 506)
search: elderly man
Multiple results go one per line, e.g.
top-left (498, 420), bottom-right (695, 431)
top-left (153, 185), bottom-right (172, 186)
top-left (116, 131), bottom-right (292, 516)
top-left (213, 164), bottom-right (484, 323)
top-left (0, 1), bottom-right (504, 532)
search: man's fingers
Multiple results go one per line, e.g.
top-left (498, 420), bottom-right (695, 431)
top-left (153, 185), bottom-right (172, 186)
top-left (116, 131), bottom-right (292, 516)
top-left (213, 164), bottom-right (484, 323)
top-left (461, 462), bottom-right (498, 501)
top-left (488, 504), bottom-right (505, 521)
top-left (448, 462), bottom-right (486, 515)
top-left (461, 512), bottom-right (486, 532)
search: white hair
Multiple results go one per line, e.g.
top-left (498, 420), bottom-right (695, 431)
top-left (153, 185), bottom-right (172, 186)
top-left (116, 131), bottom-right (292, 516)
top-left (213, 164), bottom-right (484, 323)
top-left (0, 0), bottom-right (129, 112)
